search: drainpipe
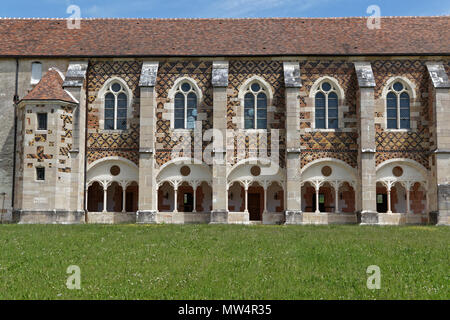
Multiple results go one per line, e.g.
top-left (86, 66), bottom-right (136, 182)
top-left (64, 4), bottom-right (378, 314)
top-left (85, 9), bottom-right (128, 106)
top-left (1, 192), bottom-right (6, 223)
top-left (83, 61), bottom-right (89, 223)
top-left (11, 58), bottom-right (19, 212)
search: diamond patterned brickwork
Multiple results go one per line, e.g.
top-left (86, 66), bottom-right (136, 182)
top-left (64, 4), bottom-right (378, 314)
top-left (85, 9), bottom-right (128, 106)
top-left (155, 61), bottom-right (213, 167)
top-left (86, 60), bottom-right (142, 165)
top-left (300, 131), bottom-right (358, 168)
top-left (299, 60), bottom-right (359, 168)
top-left (227, 60), bottom-right (286, 167)
top-left (372, 59), bottom-right (431, 169)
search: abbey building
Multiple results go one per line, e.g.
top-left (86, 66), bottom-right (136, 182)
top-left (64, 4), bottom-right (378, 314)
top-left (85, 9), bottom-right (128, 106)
top-left (0, 17), bottom-right (449, 225)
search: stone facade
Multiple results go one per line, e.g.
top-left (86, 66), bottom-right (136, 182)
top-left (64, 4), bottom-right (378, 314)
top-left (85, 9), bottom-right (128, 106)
top-left (1, 55), bottom-right (449, 226)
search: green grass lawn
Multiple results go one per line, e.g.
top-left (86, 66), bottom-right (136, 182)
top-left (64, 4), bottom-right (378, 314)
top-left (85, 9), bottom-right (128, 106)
top-left (0, 224), bottom-right (448, 300)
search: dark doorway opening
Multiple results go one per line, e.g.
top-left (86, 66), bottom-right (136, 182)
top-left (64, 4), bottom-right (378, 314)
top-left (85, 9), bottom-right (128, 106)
top-left (376, 193), bottom-right (387, 213)
top-left (182, 192), bottom-right (194, 212)
top-left (312, 193), bottom-right (325, 212)
top-left (248, 193), bottom-right (261, 221)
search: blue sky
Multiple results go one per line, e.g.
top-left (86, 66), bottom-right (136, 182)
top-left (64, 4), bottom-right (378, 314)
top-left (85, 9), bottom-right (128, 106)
top-left (2, 0), bottom-right (449, 18)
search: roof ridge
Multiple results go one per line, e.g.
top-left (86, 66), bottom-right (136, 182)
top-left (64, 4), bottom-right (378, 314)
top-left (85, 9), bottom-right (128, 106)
top-left (0, 15), bottom-right (449, 20)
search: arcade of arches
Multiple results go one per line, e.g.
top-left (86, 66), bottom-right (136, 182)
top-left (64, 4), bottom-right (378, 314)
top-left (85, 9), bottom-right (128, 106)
top-left (83, 157), bottom-right (430, 224)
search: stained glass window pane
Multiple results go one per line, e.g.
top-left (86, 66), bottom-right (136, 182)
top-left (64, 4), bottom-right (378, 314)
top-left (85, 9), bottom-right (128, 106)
top-left (175, 108), bottom-right (184, 117)
top-left (181, 83), bottom-right (191, 92)
top-left (251, 83), bottom-right (260, 92)
top-left (321, 82), bottom-right (331, 92)
top-left (244, 92), bottom-right (255, 129)
top-left (175, 119), bottom-right (184, 129)
top-left (315, 92), bottom-right (325, 107)
top-left (315, 92), bottom-right (325, 129)
top-left (328, 92), bottom-right (338, 107)
top-left (387, 108), bottom-right (397, 118)
top-left (105, 119), bottom-right (115, 130)
top-left (393, 82), bottom-right (403, 92)
top-left (257, 92), bottom-right (267, 127)
top-left (111, 83), bottom-right (121, 92)
top-left (387, 92), bottom-right (397, 108)
top-left (105, 93), bottom-right (115, 108)
top-left (328, 109), bottom-right (338, 118)
top-left (104, 108), bottom-right (114, 119)
top-left (400, 119), bottom-right (410, 129)
top-left (400, 108), bottom-right (409, 117)
top-left (117, 108), bottom-right (127, 118)
top-left (244, 93), bottom-right (254, 108)
top-left (117, 119), bottom-right (127, 130)
top-left (316, 118), bottom-right (325, 129)
top-left (175, 93), bottom-right (184, 108)
top-left (257, 119), bottom-right (267, 129)
top-left (117, 93), bottom-right (127, 108)
top-left (257, 109), bottom-right (267, 118)
top-left (316, 109), bottom-right (325, 117)
top-left (387, 119), bottom-right (397, 129)
top-left (245, 119), bottom-right (254, 129)
top-left (328, 118), bottom-right (338, 129)
top-left (257, 92), bottom-right (267, 107)
top-left (187, 92), bottom-right (197, 108)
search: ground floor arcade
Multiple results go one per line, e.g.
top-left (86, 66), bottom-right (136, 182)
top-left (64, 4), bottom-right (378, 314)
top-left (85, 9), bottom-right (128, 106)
top-left (82, 157), bottom-right (431, 225)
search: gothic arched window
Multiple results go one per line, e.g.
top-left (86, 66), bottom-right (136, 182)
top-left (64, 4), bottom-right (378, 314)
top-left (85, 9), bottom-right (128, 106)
top-left (174, 81), bottom-right (198, 129)
top-left (104, 82), bottom-right (128, 130)
top-left (386, 81), bottom-right (410, 129)
top-left (315, 81), bottom-right (338, 129)
top-left (244, 82), bottom-right (267, 129)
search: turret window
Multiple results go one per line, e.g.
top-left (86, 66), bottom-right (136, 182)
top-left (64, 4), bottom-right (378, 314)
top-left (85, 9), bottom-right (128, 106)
top-left (37, 113), bottom-right (47, 130)
top-left (36, 167), bottom-right (45, 181)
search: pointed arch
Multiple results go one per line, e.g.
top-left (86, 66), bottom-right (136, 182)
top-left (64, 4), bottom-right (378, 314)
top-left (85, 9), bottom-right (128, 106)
top-left (168, 77), bottom-right (202, 130)
top-left (382, 77), bottom-right (416, 130)
top-left (97, 77), bottom-right (133, 131)
top-left (309, 76), bottom-right (345, 129)
top-left (238, 75), bottom-right (274, 130)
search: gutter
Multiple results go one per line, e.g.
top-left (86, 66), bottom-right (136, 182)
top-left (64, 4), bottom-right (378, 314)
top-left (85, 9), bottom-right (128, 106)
top-left (11, 58), bottom-right (19, 209)
top-left (0, 53), bottom-right (449, 59)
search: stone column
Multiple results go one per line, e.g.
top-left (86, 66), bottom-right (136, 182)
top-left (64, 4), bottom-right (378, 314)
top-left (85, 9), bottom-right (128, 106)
top-left (426, 62), bottom-right (450, 225)
top-left (354, 62), bottom-right (378, 224)
top-left (315, 185), bottom-right (320, 214)
top-left (405, 183), bottom-right (411, 214)
top-left (263, 181), bottom-right (268, 214)
top-left (334, 181), bottom-right (339, 213)
top-left (192, 181), bottom-right (198, 213)
top-left (283, 62), bottom-right (303, 224)
top-left (387, 185), bottom-right (392, 214)
top-left (244, 184), bottom-right (249, 214)
top-left (136, 62), bottom-right (159, 223)
top-left (122, 185), bottom-right (127, 213)
top-left (173, 185), bottom-right (178, 213)
top-left (210, 61), bottom-right (229, 224)
top-left (103, 185), bottom-right (107, 213)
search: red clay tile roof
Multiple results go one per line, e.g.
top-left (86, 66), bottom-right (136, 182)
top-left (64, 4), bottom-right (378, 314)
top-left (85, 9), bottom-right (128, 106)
top-left (20, 68), bottom-right (77, 104)
top-left (0, 17), bottom-right (449, 57)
